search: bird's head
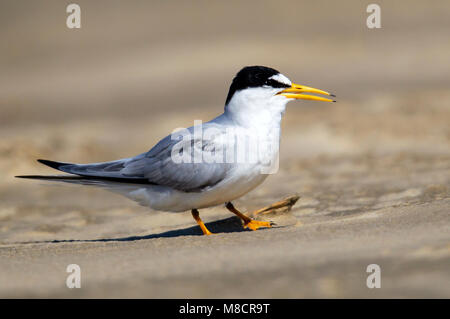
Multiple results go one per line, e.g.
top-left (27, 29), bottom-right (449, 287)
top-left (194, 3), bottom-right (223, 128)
top-left (224, 66), bottom-right (335, 125)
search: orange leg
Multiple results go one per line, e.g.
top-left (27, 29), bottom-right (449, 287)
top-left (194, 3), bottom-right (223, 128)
top-left (252, 195), bottom-right (300, 216)
top-left (225, 202), bottom-right (272, 231)
top-left (191, 209), bottom-right (213, 235)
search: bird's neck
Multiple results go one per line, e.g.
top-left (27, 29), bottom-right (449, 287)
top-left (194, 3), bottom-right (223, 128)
top-left (224, 95), bottom-right (287, 130)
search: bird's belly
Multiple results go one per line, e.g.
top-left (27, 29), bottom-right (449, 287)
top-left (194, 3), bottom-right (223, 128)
top-left (133, 164), bottom-right (269, 212)
top-left (195, 168), bottom-right (269, 209)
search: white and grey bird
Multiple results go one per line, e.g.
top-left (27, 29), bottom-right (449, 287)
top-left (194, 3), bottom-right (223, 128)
top-left (17, 66), bottom-right (335, 235)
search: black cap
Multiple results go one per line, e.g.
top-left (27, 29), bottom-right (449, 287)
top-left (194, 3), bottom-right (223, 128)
top-left (225, 66), bottom-right (290, 105)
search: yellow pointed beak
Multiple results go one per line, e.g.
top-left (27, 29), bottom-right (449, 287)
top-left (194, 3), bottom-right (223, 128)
top-left (278, 83), bottom-right (336, 102)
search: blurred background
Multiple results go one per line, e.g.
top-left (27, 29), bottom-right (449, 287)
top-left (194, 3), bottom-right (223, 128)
top-left (0, 1), bottom-right (449, 298)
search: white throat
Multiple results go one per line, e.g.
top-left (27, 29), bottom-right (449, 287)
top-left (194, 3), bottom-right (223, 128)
top-left (224, 87), bottom-right (289, 128)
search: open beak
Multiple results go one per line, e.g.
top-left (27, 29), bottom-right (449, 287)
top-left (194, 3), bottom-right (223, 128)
top-left (278, 83), bottom-right (336, 102)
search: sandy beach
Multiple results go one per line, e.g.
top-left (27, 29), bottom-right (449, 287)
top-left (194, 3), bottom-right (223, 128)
top-left (0, 1), bottom-right (449, 298)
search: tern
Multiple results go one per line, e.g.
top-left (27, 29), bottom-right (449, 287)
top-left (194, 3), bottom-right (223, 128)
top-left (16, 66), bottom-right (335, 235)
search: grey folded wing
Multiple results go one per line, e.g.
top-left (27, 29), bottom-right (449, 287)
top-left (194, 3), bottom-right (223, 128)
top-left (53, 132), bottom-right (231, 192)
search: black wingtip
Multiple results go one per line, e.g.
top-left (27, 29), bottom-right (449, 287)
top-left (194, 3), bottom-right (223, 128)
top-left (37, 159), bottom-right (68, 170)
top-left (15, 175), bottom-right (52, 180)
top-left (14, 174), bottom-right (83, 181)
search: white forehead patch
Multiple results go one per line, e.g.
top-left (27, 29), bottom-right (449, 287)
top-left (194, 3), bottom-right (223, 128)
top-left (269, 73), bottom-right (292, 87)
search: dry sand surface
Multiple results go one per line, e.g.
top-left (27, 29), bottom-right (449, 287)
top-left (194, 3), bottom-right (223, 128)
top-left (0, 1), bottom-right (449, 298)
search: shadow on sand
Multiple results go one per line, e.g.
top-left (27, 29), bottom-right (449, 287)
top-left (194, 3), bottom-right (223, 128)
top-left (18, 216), bottom-right (256, 244)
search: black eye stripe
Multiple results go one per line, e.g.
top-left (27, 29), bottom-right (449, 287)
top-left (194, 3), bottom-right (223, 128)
top-left (265, 79), bottom-right (290, 88)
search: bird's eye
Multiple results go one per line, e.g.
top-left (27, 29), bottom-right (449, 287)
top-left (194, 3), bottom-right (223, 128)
top-left (265, 78), bottom-right (290, 88)
top-left (266, 79), bottom-right (282, 87)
